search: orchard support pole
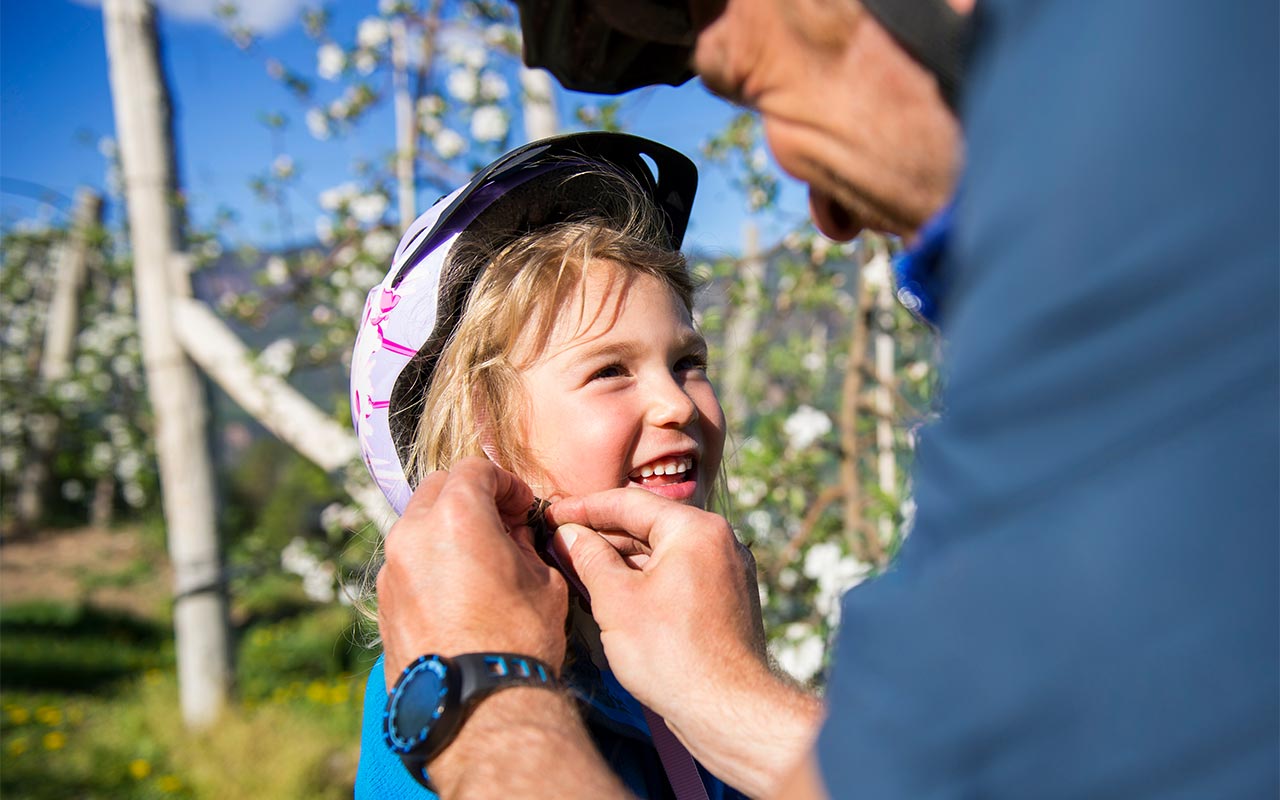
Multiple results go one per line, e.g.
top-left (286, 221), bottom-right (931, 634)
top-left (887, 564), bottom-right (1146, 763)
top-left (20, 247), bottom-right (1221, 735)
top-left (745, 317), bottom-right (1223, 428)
top-left (103, 0), bottom-right (231, 729)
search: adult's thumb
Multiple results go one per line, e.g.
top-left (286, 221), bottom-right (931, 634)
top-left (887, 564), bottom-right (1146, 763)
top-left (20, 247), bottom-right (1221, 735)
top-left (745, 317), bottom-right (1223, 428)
top-left (553, 523), bottom-right (632, 601)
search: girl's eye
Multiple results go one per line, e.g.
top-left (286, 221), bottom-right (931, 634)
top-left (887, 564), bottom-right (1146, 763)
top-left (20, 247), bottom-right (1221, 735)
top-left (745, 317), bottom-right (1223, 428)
top-left (675, 354), bottom-right (709, 374)
top-left (591, 364), bottom-right (627, 381)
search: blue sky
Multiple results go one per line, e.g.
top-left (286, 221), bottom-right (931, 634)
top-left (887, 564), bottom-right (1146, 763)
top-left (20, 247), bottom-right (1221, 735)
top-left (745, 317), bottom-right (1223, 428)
top-left (1, 0), bottom-right (810, 255)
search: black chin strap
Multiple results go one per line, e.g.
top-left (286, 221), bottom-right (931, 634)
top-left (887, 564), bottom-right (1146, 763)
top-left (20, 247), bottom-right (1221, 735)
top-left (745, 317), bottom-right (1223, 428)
top-left (860, 0), bottom-right (972, 111)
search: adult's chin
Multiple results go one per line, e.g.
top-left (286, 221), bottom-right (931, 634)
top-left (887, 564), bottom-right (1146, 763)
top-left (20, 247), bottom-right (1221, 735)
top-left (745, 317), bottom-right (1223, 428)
top-left (808, 188), bottom-right (864, 242)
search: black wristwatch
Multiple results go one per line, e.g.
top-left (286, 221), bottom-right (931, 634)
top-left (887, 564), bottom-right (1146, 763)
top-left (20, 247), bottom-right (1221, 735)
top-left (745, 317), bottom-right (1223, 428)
top-left (382, 653), bottom-right (558, 790)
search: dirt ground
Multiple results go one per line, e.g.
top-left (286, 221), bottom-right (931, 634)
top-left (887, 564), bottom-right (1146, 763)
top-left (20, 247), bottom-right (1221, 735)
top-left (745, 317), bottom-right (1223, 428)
top-left (0, 526), bottom-right (172, 619)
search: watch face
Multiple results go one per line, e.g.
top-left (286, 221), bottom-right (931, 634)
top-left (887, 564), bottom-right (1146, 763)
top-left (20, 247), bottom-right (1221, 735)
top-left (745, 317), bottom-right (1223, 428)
top-left (386, 656), bottom-right (451, 753)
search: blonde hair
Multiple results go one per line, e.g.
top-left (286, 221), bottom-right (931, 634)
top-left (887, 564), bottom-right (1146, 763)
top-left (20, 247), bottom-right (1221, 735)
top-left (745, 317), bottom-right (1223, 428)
top-left (402, 168), bottom-right (696, 489)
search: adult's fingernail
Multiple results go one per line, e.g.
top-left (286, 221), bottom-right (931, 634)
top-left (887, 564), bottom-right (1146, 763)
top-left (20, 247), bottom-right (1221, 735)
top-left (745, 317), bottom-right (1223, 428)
top-left (555, 525), bottom-right (579, 551)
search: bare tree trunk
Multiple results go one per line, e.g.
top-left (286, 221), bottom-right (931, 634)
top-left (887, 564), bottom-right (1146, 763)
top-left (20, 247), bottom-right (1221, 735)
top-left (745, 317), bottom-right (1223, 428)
top-left (721, 223), bottom-right (765, 431)
top-left (170, 294), bottom-right (395, 533)
top-left (520, 67), bottom-right (558, 142)
top-left (90, 474), bottom-right (117, 529)
top-left (391, 18), bottom-right (417, 225)
top-left (16, 189), bottom-right (104, 527)
top-left (103, 0), bottom-right (230, 729)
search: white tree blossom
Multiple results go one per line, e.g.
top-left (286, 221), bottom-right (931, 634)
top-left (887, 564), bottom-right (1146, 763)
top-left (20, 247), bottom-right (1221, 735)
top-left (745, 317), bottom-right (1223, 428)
top-left (354, 51), bottom-right (377, 75)
top-left (356, 17), bottom-right (390, 50)
top-left (803, 541), bottom-right (871, 623)
top-left (319, 182), bottom-right (359, 211)
top-left (305, 108), bottom-right (330, 140)
top-left (350, 193), bottom-right (388, 225)
top-left (432, 128), bottom-right (465, 159)
top-left (470, 105), bottom-right (507, 142)
top-left (258, 338), bottom-right (297, 376)
top-left (479, 72), bottom-right (509, 101)
top-left (317, 42), bottom-right (345, 80)
top-left (363, 229), bottom-right (397, 261)
top-left (772, 623), bottom-right (825, 683)
top-left (446, 69), bottom-right (479, 103)
top-left (281, 537), bottom-right (337, 603)
top-left (783, 404), bottom-right (833, 451)
top-left (265, 256), bottom-right (289, 285)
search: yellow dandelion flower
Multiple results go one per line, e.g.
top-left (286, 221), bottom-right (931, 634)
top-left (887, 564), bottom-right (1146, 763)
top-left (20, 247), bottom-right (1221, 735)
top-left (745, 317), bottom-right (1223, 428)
top-left (144, 669), bottom-right (164, 685)
top-left (129, 758), bottom-right (152, 779)
top-left (306, 681), bottom-right (327, 703)
top-left (331, 683), bottom-right (351, 704)
top-left (7, 737), bottom-right (28, 756)
top-left (35, 706), bottom-right (62, 726)
top-left (42, 731), bottom-right (66, 750)
top-left (7, 707), bottom-right (30, 725)
top-left (157, 774), bottom-right (183, 793)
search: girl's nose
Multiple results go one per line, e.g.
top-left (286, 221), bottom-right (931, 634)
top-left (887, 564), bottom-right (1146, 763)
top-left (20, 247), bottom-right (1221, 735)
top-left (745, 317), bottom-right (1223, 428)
top-left (647, 374), bottom-right (699, 429)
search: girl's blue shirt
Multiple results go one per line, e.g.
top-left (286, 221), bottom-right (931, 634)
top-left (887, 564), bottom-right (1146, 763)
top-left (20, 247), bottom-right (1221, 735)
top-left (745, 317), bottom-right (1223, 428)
top-left (355, 651), bottom-right (746, 799)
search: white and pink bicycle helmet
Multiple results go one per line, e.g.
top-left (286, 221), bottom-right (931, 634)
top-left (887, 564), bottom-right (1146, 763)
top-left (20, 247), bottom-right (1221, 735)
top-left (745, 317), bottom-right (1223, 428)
top-left (350, 132), bottom-right (698, 514)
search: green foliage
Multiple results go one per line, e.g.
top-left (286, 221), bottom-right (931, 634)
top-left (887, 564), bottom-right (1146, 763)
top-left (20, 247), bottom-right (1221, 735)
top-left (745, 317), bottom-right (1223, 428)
top-left (237, 605), bottom-right (378, 702)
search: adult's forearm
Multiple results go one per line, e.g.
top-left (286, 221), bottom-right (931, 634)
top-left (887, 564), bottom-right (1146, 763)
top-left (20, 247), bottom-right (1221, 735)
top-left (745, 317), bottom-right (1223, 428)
top-left (429, 687), bottom-right (633, 799)
top-left (669, 665), bottom-right (824, 798)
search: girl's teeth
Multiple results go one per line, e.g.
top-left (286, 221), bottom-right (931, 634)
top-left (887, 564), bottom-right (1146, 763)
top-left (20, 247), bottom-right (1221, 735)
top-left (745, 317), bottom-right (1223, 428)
top-left (633, 459), bottom-right (692, 479)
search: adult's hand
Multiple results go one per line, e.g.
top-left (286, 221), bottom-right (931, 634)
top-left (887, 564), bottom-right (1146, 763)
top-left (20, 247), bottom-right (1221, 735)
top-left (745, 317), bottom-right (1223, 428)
top-left (547, 490), bottom-right (823, 797)
top-left (377, 457), bottom-right (569, 686)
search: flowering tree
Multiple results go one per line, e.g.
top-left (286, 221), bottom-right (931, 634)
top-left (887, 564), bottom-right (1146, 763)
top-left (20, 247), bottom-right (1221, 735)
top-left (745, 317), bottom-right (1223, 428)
top-left (0, 198), bottom-right (158, 531)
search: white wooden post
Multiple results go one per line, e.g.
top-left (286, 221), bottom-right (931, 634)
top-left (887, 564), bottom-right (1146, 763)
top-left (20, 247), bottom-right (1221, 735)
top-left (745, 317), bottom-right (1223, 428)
top-left (103, 0), bottom-right (230, 729)
top-left (869, 239), bottom-right (897, 544)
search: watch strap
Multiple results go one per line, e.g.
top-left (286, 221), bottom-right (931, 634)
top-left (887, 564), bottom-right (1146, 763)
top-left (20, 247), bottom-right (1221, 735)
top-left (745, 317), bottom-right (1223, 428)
top-left (453, 652), bottom-right (557, 705)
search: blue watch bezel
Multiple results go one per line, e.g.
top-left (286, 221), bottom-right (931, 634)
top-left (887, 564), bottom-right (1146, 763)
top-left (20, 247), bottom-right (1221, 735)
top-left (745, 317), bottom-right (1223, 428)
top-left (383, 654), bottom-right (458, 756)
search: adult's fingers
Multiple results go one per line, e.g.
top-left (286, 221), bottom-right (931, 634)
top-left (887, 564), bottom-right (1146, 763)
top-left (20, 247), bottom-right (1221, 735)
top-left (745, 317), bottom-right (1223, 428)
top-left (448, 457), bottom-right (535, 522)
top-left (397, 468), bottom-right (450, 521)
top-left (408, 459), bottom-right (534, 548)
top-left (546, 488), bottom-right (684, 550)
top-left (553, 523), bottom-right (636, 601)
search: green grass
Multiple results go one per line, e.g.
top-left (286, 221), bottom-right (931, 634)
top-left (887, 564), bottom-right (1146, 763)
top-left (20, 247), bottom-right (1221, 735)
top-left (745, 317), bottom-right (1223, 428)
top-left (0, 598), bottom-right (376, 799)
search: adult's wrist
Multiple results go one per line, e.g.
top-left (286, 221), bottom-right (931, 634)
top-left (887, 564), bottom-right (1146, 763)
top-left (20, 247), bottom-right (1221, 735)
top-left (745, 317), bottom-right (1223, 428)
top-left (666, 658), bottom-right (824, 798)
top-left (428, 687), bottom-right (630, 798)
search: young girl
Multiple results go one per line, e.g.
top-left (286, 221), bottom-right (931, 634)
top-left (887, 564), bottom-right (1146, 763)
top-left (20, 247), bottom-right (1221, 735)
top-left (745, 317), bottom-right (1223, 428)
top-left (350, 133), bottom-right (744, 799)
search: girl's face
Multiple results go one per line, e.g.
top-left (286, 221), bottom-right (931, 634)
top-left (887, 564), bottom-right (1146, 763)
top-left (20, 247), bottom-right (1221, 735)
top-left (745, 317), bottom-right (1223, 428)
top-left (516, 260), bottom-right (725, 509)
